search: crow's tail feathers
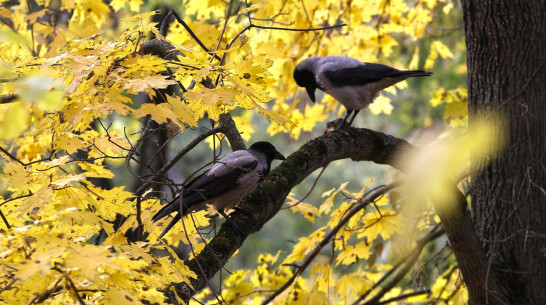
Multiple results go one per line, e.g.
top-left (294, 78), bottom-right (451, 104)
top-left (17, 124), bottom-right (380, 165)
top-left (397, 70), bottom-right (433, 78)
top-left (152, 197), bottom-right (191, 240)
top-left (156, 213), bottom-right (181, 241)
top-left (152, 197), bottom-right (188, 222)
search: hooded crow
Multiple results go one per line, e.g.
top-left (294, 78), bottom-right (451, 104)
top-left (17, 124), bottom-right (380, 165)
top-left (293, 56), bottom-right (432, 128)
top-left (152, 141), bottom-right (285, 239)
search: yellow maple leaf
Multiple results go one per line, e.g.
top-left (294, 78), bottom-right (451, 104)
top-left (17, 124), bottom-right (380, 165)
top-left (320, 182), bottom-right (349, 215)
top-left (359, 211), bottom-right (404, 242)
top-left (116, 2), bottom-right (149, 14)
top-left (236, 2), bottom-right (266, 16)
top-left (123, 75), bottom-right (177, 94)
top-left (369, 95), bottom-right (393, 115)
top-left (0, 102), bottom-right (30, 140)
top-left (287, 193), bottom-right (319, 223)
top-left (284, 236), bottom-right (313, 264)
top-left (432, 40), bottom-right (454, 59)
top-left (14, 247), bottom-right (65, 280)
top-left (292, 284), bottom-right (329, 305)
top-left (166, 94), bottom-right (198, 128)
top-left (135, 103), bottom-right (177, 124)
top-left (335, 242), bottom-right (372, 266)
top-left (334, 274), bottom-right (372, 300)
top-left (184, 87), bottom-right (239, 106)
top-left (310, 263), bottom-right (333, 293)
top-left (256, 104), bottom-right (294, 130)
top-left (50, 174), bottom-right (86, 187)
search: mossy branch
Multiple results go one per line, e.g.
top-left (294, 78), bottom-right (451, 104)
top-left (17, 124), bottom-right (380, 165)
top-left (166, 127), bottom-right (491, 304)
top-left (169, 127), bottom-right (415, 302)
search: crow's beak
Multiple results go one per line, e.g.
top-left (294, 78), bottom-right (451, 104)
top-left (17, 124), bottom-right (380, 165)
top-left (274, 150), bottom-right (286, 161)
top-left (305, 86), bottom-right (316, 103)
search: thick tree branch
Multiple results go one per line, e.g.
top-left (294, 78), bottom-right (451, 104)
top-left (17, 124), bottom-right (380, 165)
top-left (171, 127), bottom-right (414, 301)
top-left (168, 127), bottom-right (490, 303)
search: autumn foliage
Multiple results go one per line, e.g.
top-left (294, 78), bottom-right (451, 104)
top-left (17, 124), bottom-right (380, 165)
top-left (0, 0), bottom-right (471, 304)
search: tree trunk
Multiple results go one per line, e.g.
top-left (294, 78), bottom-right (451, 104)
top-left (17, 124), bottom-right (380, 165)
top-left (461, 0), bottom-right (546, 304)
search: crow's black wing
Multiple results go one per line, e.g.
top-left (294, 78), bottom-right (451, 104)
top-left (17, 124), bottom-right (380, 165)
top-left (152, 159), bottom-right (258, 222)
top-left (181, 159), bottom-right (258, 204)
top-left (324, 63), bottom-right (430, 86)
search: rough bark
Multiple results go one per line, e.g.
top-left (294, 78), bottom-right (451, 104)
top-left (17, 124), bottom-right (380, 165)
top-left (461, 0), bottom-right (546, 304)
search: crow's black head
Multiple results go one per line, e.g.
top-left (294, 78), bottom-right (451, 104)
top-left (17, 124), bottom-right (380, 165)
top-left (249, 141), bottom-right (285, 165)
top-left (293, 64), bottom-right (318, 102)
top-left (293, 67), bottom-right (315, 87)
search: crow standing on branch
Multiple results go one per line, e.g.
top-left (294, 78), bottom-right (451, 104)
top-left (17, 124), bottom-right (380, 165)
top-left (152, 141), bottom-right (285, 239)
top-left (293, 56), bottom-right (432, 128)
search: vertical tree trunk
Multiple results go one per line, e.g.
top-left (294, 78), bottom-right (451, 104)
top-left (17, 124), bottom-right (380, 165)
top-left (461, 0), bottom-right (546, 304)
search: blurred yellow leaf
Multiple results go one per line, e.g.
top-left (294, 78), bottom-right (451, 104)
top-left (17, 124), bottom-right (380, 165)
top-left (0, 102), bottom-right (29, 140)
top-left (369, 95), bottom-right (393, 115)
top-left (335, 274), bottom-right (371, 300)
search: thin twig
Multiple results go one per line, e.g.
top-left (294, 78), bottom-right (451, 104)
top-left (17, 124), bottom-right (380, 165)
top-left (25, 0), bottom-right (37, 57)
top-left (213, 0), bottom-right (234, 60)
top-left (167, 10), bottom-right (222, 61)
top-left (136, 196), bottom-right (143, 240)
top-left (283, 164), bottom-right (328, 209)
top-left (55, 269), bottom-right (85, 305)
top-left (0, 209), bottom-right (10, 229)
top-left (0, 94), bottom-right (18, 104)
top-left (0, 146), bottom-right (53, 167)
top-left (160, 9), bottom-right (174, 36)
top-left (0, 192), bottom-right (33, 208)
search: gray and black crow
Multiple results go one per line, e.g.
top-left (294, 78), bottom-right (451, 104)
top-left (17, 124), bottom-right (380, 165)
top-left (293, 56), bottom-right (432, 128)
top-left (152, 141), bottom-right (285, 239)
